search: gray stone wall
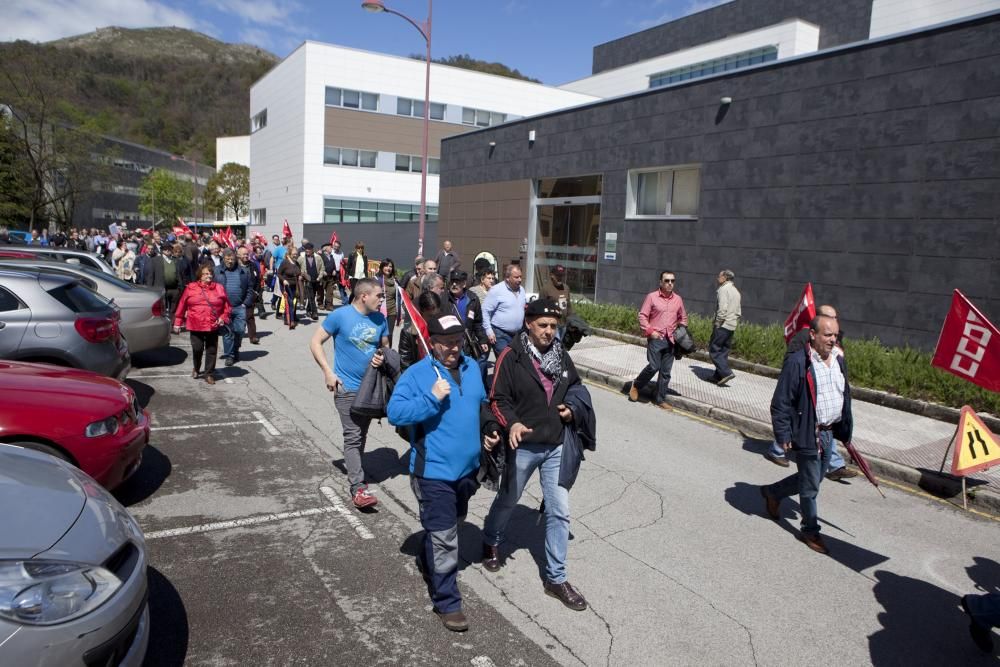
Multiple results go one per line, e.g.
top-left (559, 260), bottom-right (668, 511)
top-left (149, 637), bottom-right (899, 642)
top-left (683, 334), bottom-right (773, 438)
top-left (592, 0), bottom-right (873, 74)
top-left (441, 15), bottom-right (1000, 349)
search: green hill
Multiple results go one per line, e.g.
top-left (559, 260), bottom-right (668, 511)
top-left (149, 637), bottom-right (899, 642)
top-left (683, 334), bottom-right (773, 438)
top-left (0, 26), bottom-right (279, 164)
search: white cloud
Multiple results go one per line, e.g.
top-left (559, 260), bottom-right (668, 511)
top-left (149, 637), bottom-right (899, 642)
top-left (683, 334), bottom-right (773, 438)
top-left (0, 0), bottom-right (207, 43)
top-left (208, 0), bottom-right (302, 27)
top-left (210, 0), bottom-right (308, 51)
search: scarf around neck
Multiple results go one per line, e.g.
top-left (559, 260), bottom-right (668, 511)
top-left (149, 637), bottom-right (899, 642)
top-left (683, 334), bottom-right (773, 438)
top-left (520, 331), bottom-right (563, 380)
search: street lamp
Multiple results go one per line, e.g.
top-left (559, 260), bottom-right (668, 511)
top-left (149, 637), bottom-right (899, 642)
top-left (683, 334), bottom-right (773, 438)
top-left (362, 0), bottom-right (432, 257)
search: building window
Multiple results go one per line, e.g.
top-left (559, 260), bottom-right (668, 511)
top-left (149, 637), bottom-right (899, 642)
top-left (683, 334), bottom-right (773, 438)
top-left (649, 46), bottom-right (778, 89)
top-left (251, 208), bottom-right (266, 227)
top-left (251, 109), bottom-right (268, 133)
top-left (323, 198), bottom-right (439, 224)
top-left (396, 97), bottom-right (446, 120)
top-left (325, 86), bottom-right (379, 111)
top-left (627, 166), bottom-right (700, 218)
top-left (394, 154), bottom-right (440, 174)
top-left (324, 146), bottom-right (377, 168)
top-left (461, 107), bottom-right (507, 127)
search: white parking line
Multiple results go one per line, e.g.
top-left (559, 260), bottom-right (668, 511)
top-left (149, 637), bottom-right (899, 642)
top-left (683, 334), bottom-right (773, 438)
top-left (252, 410), bottom-right (281, 435)
top-left (471, 658), bottom-right (497, 667)
top-left (129, 373), bottom-right (193, 379)
top-left (144, 506), bottom-right (338, 540)
top-left (320, 486), bottom-right (375, 539)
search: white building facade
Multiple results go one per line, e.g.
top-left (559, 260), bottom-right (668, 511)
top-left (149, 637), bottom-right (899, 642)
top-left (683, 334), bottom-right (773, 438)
top-left (248, 42), bottom-right (596, 242)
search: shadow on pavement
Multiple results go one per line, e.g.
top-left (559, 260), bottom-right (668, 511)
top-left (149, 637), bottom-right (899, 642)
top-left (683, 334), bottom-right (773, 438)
top-left (113, 445), bottom-right (171, 507)
top-left (741, 435), bottom-right (774, 456)
top-left (235, 350), bottom-right (268, 362)
top-left (143, 567), bottom-right (188, 667)
top-left (915, 466), bottom-right (989, 499)
top-left (689, 366), bottom-right (718, 382)
top-left (968, 557), bottom-right (1000, 595)
top-left (126, 379), bottom-right (155, 409)
top-left (363, 447), bottom-right (409, 485)
top-left (132, 346), bottom-right (187, 369)
top-left (868, 570), bottom-right (993, 665)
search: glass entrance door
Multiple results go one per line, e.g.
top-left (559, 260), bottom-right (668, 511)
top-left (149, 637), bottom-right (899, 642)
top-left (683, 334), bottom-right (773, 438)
top-left (533, 203), bottom-right (600, 302)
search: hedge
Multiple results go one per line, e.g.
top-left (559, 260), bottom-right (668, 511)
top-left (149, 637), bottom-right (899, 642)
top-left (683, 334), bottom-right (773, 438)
top-left (572, 301), bottom-right (1000, 415)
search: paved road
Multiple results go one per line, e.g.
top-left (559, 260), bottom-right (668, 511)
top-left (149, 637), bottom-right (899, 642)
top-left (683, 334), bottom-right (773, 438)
top-left (119, 315), bottom-right (1000, 666)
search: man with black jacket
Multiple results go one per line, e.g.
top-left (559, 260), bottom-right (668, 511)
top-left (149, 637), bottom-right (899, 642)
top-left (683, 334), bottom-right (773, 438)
top-left (481, 298), bottom-right (590, 612)
top-left (761, 314), bottom-right (853, 555)
top-left (214, 248), bottom-right (254, 366)
top-left (447, 271), bottom-right (489, 365)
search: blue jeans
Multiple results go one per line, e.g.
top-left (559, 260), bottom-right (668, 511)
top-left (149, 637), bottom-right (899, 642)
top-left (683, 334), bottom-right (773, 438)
top-left (765, 430), bottom-right (833, 535)
top-left (484, 443), bottom-right (570, 584)
top-left (411, 473), bottom-right (480, 614)
top-left (493, 329), bottom-right (515, 356)
top-left (222, 305), bottom-right (246, 359)
top-left (634, 337), bottom-right (674, 404)
top-left (769, 438), bottom-right (845, 470)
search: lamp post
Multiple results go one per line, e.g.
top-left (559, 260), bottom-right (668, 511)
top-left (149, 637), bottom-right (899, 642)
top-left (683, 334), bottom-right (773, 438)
top-left (362, 0), bottom-right (432, 257)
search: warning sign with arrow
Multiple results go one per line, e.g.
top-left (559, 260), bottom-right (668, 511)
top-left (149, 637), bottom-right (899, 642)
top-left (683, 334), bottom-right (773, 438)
top-left (950, 406), bottom-right (1000, 476)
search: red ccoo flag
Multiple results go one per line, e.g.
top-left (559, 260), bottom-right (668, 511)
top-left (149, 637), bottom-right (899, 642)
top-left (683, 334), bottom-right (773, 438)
top-left (931, 290), bottom-right (1000, 392)
top-left (783, 283), bottom-right (817, 343)
top-left (329, 231), bottom-right (339, 246)
top-left (397, 284), bottom-right (430, 361)
top-left (282, 219), bottom-right (292, 240)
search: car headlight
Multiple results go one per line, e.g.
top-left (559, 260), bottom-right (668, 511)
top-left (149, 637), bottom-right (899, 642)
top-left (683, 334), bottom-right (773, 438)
top-left (85, 416), bottom-right (119, 438)
top-left (0, 560), bottom-right (122, 625)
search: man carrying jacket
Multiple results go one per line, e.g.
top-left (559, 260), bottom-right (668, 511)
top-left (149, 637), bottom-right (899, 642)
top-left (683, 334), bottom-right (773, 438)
top-left (388, 314), bottom-right (499, 632)
top-left (481, 298), bottom-right (589, 612)
top-left (761, 314), bottom-right (853, 555)
top-left (213, 248), bottom-right (254, 367)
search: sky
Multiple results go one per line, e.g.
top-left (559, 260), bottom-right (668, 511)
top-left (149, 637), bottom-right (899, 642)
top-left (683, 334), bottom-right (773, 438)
top-left (0, 0), bottom-right (729, 85)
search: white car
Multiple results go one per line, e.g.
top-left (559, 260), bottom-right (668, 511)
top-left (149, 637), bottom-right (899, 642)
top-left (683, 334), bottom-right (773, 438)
top-left (0, 444), bottom-right (149, 666)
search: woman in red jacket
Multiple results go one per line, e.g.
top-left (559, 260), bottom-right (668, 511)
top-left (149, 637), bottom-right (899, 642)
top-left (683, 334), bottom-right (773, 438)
top-left (172, 264), bottom-right (232, 384)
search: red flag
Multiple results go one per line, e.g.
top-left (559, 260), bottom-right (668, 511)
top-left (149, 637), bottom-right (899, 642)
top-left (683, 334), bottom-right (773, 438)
top-left (330, 231), bottom-right (339, 246)
top-left (223, 226), bottom-right (237, 249)
top-left (783, 283), bottom-right (817, 343)
top-left (172, 224), bottom-right (189, 237)
top-left (931, 290), bottom-right (1000, 392)
top-left (397, 284), bottom-right (430, 360)
top-left (282, 219), bottom-right (292, 240)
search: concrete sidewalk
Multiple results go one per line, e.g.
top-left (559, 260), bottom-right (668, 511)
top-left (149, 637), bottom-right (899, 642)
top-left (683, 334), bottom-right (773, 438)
top-left (567, 333), bottom-right (1000, 510)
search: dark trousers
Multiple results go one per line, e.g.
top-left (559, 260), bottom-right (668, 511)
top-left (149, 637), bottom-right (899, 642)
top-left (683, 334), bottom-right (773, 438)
top-left (303, 279), bottom-right (321, 317)
top-left (246, 307), bottom-right (257, 340)
top-left (709, 326), bottom-right (735, 378)
top-left (410, 473), bottom-right (480, 614)
top-left (190, 330), bottom-right (219, 374)
top-left (283, 284), bottom-right (299, 326)
top-left (634, 337), bottom-right (675, 403)
top-left (164, 287), bottom-right (179, 323)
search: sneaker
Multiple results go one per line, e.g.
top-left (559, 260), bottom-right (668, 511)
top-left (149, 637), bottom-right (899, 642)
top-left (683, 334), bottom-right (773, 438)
top-left (826, 466), bottom-right (859, 481)
top-left (543, 580), bottom-right (588, 611)
top-left (352, 486), bottom-right (378, 509)
top-left (716, 373), bottom-right (735, 386)
top-left (628, 383), bottom-right (640, 402)
top-left (434, 609), bottom-right (469, 632)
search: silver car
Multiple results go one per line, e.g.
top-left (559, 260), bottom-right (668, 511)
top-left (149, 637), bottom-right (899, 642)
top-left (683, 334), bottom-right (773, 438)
top-left (0, 260), bottom-right (170, 354)
top-left (3, 246), bottom-right (115, 275)
top-left (0, 443), bottom-right (149, 666)
top-left (0, 267), bottom-right (130, 378)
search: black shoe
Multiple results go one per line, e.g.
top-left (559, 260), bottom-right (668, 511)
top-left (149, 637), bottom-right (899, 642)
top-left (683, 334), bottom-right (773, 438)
top-left (764, 451), bottom-right (791, 468)
top-left (962, 595), bottom-right (996, 653)
top-left (544, 580), bottom-right (587, 611)
top-left (224, 357), bottom-right (234, 367)
top-left (482, 543), bottom-right (501, 572)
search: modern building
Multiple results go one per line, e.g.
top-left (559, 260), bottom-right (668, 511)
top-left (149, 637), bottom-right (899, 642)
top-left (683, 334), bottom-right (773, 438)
top-left (247, 42), bottom-right (596, 251)
top-left (438, 0), bottom-right (1000, 349)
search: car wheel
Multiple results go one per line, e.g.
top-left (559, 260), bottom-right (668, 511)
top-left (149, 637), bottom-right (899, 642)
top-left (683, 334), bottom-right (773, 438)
top-left (7, 441), bottom-right (73, 463)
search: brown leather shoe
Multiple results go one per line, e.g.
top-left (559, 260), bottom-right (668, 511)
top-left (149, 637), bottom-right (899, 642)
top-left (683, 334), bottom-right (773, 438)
top-left (434, 609), bottom-right (469, 632)
top-left (250, 336), bottom-right (260, 345)
top-left (544, 580), bottom-right (587, 611)
top-left (205, 374), bottom-right (216, 385)
top-left (655, 401), bottom-right (673, 411)
top-left (800, 533), bottom-right (829, 554)
top-left (826, 466), bottom-right (859, 481)
top-left (760, 486), bottom-right (780, 520)
top-left (290, 322), bottom-right (297, 330)
top-left (482, 543), bottom-right (501, 572)
top-left (628, 384), bottom-right (639, 402)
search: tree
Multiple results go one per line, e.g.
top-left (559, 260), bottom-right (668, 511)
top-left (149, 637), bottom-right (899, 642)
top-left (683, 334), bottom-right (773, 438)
top-left (139, 169), bottom-right (191, 228)
top-left (0, 114), bottom-right (34, 228)
top-left (204, 162), bottom-right (249, 220)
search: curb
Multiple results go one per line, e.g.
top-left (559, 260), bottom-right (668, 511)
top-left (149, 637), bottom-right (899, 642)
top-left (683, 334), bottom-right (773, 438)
top-left (588, 327), bottom-right (1000, 433)
top-left (576, 364), bottom-right (1000, 517)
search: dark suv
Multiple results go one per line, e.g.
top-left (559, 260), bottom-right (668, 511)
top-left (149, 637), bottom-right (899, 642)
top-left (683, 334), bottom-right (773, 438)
top-left (0, 267), bottom-right (130, 378)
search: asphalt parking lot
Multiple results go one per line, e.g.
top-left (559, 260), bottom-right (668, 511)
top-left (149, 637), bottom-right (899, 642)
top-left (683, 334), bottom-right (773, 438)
top-left (115, 333), bottom-right (558, 666)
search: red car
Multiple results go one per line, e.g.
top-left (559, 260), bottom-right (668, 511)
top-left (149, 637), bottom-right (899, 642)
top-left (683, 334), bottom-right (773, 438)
top-left (0, 361), bottom-right (149, 489)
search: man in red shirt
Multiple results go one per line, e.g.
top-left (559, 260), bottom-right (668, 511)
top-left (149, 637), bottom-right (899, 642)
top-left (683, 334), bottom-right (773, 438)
top-left (629, 270), bottom-right (687, 408)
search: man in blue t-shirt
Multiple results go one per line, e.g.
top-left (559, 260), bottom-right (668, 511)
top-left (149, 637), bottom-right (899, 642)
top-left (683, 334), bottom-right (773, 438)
top-left (309, 278), bottom-right (389, 508)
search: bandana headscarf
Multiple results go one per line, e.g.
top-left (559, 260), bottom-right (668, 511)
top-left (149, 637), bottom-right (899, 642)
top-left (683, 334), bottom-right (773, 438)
top-left (520, 331), bottom-right (563, 380)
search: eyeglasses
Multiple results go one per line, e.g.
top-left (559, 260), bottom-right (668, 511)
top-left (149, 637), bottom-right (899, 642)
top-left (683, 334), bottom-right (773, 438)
top-left (661, 278), bottom-right (675, 283)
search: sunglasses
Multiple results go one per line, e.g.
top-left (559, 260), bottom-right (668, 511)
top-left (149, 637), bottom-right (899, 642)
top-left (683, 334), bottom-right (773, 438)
top-left (661, 278), bottom-right (675, 283)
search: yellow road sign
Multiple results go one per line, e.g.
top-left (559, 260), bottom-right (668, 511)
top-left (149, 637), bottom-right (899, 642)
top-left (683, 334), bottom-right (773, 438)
top-left (951, 406), bottom-right (1000, 476)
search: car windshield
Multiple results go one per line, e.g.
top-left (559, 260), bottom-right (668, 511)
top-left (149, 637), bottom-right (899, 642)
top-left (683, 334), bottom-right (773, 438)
top-left (46, 282), bottom-right (114, 313)
top-left (77, 265), bottom-right (136, 290)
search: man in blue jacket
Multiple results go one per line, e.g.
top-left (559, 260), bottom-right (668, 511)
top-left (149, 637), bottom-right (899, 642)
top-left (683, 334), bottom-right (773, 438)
top-left (388, 314), bottom-right (500, 632)
top-left (213, 248), bottom-right (254, 366)
top-left (761, 314), bottom-right (853, 555)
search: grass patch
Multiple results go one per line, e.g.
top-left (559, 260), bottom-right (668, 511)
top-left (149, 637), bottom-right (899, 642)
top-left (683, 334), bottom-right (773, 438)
top-left (573, 301), bottom-right (1000, 415)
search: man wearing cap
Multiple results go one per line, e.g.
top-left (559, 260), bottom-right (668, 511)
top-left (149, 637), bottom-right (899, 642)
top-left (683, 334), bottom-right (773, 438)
top-left (539, 264), bottom-right (573, 339)
top-left (483, 264), bottom-right (525, 356)
top-left (482, 298), bottom-right (590, 612)
top-left (388, 314), bottom-right (500, 632)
